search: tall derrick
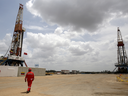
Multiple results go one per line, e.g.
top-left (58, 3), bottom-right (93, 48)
top-left (10, 4), bottom-right (25, 56)
top-left (115, 27), bottom-right (128, 72)
top-left (117, 28), bottom-right (127, 65)
top-left (0, 4), bottom-right (28, 67)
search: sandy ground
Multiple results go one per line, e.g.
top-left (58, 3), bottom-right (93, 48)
top-left (0, 74), bottom-right (128, 96)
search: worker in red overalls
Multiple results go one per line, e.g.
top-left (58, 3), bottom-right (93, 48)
top-left (25, 68), bottom-right (34, 93)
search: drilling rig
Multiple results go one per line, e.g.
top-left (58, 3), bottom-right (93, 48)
top-left (115, 27), bottom-right (128, 73)
top-left (0, 4), bottom-right (28, 67)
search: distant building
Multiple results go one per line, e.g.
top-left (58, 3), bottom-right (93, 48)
top-left (72, 70), bottom-right (78, 74)
top-left (61, 70), bottom-right (70, 74)
top-left (56, 71), bottom-right (61, 75)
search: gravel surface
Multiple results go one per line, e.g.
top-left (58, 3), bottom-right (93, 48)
top-left (0, 74), bottom-right (128, 96)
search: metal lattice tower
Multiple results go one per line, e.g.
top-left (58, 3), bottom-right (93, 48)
top-left (115, 27), bottom-right (128, 72)
top-left (10, 4), bottom-right (25, 56)
top-left (117, 27), bottom-right (127, 65)
top-left (0, 4), bottom-right (28, 67)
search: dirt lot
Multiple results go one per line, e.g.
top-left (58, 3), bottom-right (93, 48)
top-left (0, 74), bottom-right (128, 96)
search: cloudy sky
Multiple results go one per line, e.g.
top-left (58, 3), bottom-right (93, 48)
top-left (1, 0), bottom-right (128, 71)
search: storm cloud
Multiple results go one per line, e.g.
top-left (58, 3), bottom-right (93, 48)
top-left (26, 0), bottom-right (128, 32)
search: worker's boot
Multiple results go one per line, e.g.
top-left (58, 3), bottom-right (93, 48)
top-left (27, 91), bottom-right (29, 93)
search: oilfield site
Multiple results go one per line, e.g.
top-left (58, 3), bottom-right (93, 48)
top-left (0, 74), bottom-right (128, 96)
top-left (1, 3), bottom-right (128, 96)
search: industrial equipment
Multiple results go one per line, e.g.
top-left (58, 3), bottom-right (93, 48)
top-left (114, 27), bottom-right (128, 73)
top-left (0, 4), bottom-right (28, 67)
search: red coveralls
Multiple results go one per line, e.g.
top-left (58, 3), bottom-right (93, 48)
top-left (25, 69), bottom-right (34, 92)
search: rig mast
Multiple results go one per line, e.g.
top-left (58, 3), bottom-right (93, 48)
top-left (115, 27), bottom-right (128, 72)
top-left (0, 4), bottom-right (28, 67)
top-left (10, 4), bottom-right (24, 56)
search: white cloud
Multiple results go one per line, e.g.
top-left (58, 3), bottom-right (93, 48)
top-left (20, 27), bottom-right (118, 71)
top-left (68, 42), bottom-right (93, 56)
top-left (54, 27), bottom-right (63, 34)
top-left (25, 25), bottom-right (43, 30)
top-left (0, 33), bottom-right (11, 56)
top-left (26, 0), bottom-right (41, 17)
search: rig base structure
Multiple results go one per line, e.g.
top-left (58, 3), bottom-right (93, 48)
top-left (0, 55), bottom-right (27, 67)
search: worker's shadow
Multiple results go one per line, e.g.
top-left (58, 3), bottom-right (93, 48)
top-left (21, 91), bottom-right (28, 94)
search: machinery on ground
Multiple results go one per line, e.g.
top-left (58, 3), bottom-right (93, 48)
top-left (0, 4), bottom-right (28, 67)
top-left (114, 27), bottom-right (128, 73)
